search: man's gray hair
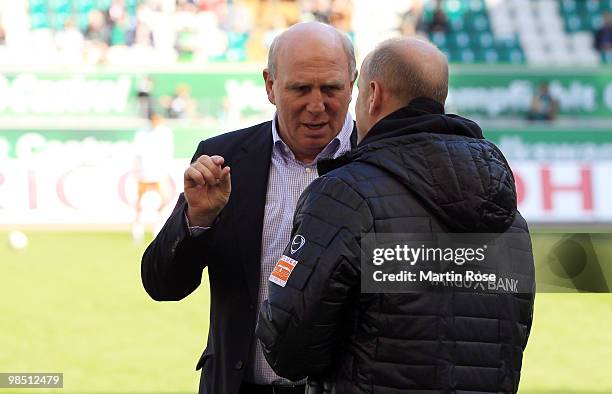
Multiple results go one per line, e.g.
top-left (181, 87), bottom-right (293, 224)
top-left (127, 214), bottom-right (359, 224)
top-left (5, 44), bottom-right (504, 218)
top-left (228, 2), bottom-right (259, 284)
top-left (362, 37), bottom-right (449, 105)
top-left (267, 29), bottom-right (357, 80)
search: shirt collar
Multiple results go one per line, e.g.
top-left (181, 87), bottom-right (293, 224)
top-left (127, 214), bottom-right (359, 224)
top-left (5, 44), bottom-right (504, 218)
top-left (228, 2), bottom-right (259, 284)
top-left (271, 112), bottom-right (354, 164)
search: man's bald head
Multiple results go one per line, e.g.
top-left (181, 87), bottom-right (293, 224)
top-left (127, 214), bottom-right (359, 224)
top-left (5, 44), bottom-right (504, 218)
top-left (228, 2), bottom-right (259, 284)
top-left (267, 22), bottom-right (356, 80)
top-left (361, 37), bottom-right (448, 105)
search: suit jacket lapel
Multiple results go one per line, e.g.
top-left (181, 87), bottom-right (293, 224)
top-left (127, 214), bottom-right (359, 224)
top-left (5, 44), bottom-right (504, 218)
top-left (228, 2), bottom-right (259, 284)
top-left (230, 123), bottom-right (273, 302)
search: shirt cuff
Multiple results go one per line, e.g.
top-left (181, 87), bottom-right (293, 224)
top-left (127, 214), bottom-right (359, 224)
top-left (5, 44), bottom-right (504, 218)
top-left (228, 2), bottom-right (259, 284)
top-left (184, 212), bottom-right (212, 237)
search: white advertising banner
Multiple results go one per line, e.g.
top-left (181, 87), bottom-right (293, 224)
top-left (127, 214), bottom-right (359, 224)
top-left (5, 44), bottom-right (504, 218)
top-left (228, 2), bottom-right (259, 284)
top-left (510, 161), bottom-right (612, 223)
top-left (1, 158), bottom-right (612, 225)
top-left (0, 158), bottom-right (186, 225)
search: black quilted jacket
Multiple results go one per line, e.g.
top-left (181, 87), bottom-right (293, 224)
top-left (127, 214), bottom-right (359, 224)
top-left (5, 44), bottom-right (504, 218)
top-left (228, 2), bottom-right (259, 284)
top-left (256, 98), bottom-right (535, 394)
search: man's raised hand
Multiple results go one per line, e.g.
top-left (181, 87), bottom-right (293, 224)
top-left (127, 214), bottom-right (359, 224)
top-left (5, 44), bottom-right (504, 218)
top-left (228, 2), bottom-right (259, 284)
top-left (184, 155), bottom-right (231, 227)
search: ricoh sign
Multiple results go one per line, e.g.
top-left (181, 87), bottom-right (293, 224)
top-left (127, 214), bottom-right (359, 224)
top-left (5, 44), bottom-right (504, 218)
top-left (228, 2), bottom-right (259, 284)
top-left (0, 160), bottom-right (610, 225)
top-left (511, 162), bottom-right (612, 223)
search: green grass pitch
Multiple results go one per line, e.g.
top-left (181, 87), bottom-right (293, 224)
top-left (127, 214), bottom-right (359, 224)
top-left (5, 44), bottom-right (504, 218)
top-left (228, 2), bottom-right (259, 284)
top-left (1, 231), bottom-right (611, 393)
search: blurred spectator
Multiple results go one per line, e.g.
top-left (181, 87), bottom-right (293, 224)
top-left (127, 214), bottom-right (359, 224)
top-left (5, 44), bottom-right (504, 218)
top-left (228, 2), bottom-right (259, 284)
top-left (194, 11), bottom-right (228, 61)
top-left (56, 18), bottom-right (85, 63)
top-left (527, 82), bottom-right (559, 122)
top-left (175, 26), bottom-right (198, 61)
top-left (20, 0), bottom-right (358, 65)
top-left (132, 112), bottom-right (174, 242)
top-left (84, 10), bottom-right (111, 64)
top-left (136, 75), bottom-right (155, 119)
top-left (223, 0), bottom-right (252, 61)
top-left (198, 0), bottom-right (226, 13)
top-left (162, 84), bottom-right (197, 119)
top-left (0, 22), bottom-right (5, 45)
top-left (263, 14), bottom-right (288, 50)
top-left (85, 10), bottom-right (111, 45)
top-left (108, 0), bottom-right (127, 25)
top-left (428, 0), bottom-right (448, 34)
top-left (594, 11), bottom-right (612, 56)
top-left (302, 0), bottom-right (332, 23)
top-left (399, 0), bottom-right (425, 36)
top-left (329, 0), bottom-right (353, 36)
top-left (132, 20), bottom-right (155, 46)
top-left (177, 0), bottom-right (198, 13)
top-left (133, 4), bottom-right (157, 47)
top-left (110, 13), bottom-right (132, 46)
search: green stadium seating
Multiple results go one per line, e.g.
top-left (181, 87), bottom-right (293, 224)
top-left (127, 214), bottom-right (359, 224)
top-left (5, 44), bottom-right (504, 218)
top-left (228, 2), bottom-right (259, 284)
top-left (425, 1), bottom-right (526, 65)
top-left (561, 0), bottom-right (611, 33)
top-left (28, 0), bottom-right (141, 31)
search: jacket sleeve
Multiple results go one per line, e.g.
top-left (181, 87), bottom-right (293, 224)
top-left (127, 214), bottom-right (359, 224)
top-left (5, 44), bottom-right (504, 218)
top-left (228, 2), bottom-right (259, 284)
top-left (255, 175), bottom-right (373, 381)
top-left (140, 141), bottom-right (217, 301)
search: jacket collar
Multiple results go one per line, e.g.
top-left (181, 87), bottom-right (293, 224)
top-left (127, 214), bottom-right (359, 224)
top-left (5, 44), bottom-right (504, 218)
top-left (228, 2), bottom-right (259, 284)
top-left (360, 97), bottom-right (445, 146)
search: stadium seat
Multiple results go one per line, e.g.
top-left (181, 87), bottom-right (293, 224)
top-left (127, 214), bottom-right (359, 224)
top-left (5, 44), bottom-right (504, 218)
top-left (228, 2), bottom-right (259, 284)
top-left (77, 0), bottom-right (95, 14)
top-left (30, 12), bottom-right (50, 29)
top-left (561, 0), bottom-right (577, 12)
top-left (454, 31), bottom-right (473, 49)
top-left (586, 0), bottom-right (603, 14)
top-left (96, 0), bottom-right (112, 10)
top-left (475, 47), bottom-right (498, 63)
top-left (466, 13), bottom-right (490, 32)
top-left (477, 32), bottom-right (494, 49)
top-left (50, 12), bottom-right (71, 30)
top-left (50, 0), bottom-right (71, 14)
top-left (589, 15), bottom-right (604, 30)
top-left (78, 13), bottom-right (90, 31)
top-left (430, 32), bottom-right (447, 48)
top-left (29, 0), bottom-right (48, 13)
top-left (467, 0), bottom-right (485, 13)
top-left (564, 14), bottom-right (583, 32)
top-left (459, 48), bottom-right (476, 63)
top-left (450, 17), bottom-right (465, 31)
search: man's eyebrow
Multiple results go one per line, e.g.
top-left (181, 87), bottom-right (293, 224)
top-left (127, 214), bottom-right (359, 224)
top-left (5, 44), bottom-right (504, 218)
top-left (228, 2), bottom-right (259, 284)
top-left (286, 82), bottom-right (311, 88)
top-left (286, 80), bottom-right (346, 88)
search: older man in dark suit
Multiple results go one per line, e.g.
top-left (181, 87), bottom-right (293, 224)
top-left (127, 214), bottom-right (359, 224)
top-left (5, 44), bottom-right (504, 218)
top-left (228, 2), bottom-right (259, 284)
top-left (141, 22), bottom-right (357, 394)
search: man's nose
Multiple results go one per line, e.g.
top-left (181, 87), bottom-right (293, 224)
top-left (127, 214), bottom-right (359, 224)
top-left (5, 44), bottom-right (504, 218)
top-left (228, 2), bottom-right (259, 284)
top-left (306, 90), bottom-right (325, 114)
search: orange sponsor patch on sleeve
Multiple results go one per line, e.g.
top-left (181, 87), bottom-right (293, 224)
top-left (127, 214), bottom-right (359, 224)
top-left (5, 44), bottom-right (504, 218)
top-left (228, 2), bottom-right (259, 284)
top-left (269, 255), bottom-right (298, 287)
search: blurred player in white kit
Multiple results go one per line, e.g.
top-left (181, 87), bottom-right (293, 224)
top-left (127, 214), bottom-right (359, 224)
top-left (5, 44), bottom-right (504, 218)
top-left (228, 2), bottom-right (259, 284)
top-left (132, 112), bottom-right (174, 242)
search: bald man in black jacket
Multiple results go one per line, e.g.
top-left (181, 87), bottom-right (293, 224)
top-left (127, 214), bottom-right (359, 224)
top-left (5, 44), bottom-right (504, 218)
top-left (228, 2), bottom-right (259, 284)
top-left (257, 37), bottom-right (535, 394)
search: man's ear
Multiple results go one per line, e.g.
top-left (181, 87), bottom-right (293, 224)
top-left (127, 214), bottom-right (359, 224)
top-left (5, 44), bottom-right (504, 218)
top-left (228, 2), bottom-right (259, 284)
top-left (368, 80), bottom-right (383, 116)
top-left (263, 69), bottom-right (276, 105)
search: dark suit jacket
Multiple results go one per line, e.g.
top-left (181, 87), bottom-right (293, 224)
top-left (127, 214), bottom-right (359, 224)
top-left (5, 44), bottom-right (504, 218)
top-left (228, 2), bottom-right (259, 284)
top-left (141, 120), bottom-right (357, 394)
